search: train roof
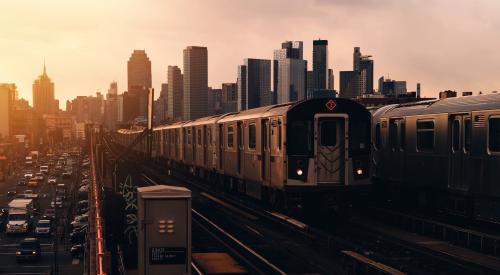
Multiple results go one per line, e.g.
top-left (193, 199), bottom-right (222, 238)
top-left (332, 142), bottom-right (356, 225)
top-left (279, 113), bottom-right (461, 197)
top-left (117, 128), bottom-right (145, 134)
top-left (376, 93), bottom-right (500, 118)
top-left (217, 102), bottom-right (293, 123)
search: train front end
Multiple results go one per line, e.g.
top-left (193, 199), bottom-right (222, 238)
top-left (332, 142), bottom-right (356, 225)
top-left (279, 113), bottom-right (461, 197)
top-left (285, 98), bottom-right (371, 200)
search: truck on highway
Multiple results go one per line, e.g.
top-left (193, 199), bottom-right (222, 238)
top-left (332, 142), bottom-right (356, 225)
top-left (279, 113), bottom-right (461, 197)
top-left (6, 199), bottom-right (34, 235)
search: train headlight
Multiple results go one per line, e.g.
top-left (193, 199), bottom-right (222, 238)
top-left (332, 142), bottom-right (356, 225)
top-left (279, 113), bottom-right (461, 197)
top-left (356, 168), bottom-right (363, 175)
top-left (297, 169), bottom-right (303, 176)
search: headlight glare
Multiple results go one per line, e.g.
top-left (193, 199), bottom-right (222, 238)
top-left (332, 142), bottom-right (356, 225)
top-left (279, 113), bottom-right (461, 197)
top-left (297, 169), bottom-right (303, 176)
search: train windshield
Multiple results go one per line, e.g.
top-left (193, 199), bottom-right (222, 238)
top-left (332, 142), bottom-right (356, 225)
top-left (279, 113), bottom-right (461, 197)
top-left (349, 121), bottom-right (370, 154)
top-left (288, 121), bottom-right (313, 155)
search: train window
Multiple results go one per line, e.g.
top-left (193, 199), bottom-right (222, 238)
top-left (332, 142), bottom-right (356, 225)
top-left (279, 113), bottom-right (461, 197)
top-left (400, 122), bottom-right (406, 150)
top-left (197, 129), bottom-right (202, 146)
top-left (320, 121), bottom-right (337, 146)
top-left (208, 128), bottom-right (212, 146)
top-left (278, 119), bottom-right (282, 150)
top-left (249, 124), bottom-right (256, 149)
top-left (289, 121), bottom-right (312, 155)
top-left (227, 126), bottom-right (234, 148)
top-left (417, 120), bottom-right (435, 151)
top-left (452, 120), bottom-right (460, 151)
top-left (489, 117), bottom-right (500, 152)
top-left (187, 129), bottom-right (191, 145)
top-left (389, 120), bottom-right (397, 150)
top-left (375, 123), bottom-right (381, 150)
top-left (464, 119), bottom-right (471, 152)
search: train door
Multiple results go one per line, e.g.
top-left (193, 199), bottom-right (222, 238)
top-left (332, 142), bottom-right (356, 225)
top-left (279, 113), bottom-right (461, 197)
top-left (237, 121), bottom-right (243, 175)
top-left (218, 124), bottom-right (224, 170)
top-left (203, 125), bottom-right (207, 166)
top-left (389, 118), bottom-right (405, 182)
top-left (449, 114), bottom-right (469, 191)
top-left (261, 119), bottom-right (270, 184)
top-left (315, 114), bottom-right (348, 184)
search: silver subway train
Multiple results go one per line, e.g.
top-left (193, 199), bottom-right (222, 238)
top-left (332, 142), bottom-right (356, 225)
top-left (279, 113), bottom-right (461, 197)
top-left (372, 93), bottom-right (500, 223)
top-left (115, 98), bottom-right (372, 209)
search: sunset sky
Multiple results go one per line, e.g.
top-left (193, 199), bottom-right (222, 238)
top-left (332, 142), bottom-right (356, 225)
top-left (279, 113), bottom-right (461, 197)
top-left (1, 0), bottom-right (499, 108)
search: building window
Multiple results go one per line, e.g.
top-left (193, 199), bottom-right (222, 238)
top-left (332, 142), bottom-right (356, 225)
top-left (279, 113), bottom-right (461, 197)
top-left (489, 117), bottom-right (500, 152)
top-left (417, 120), bottom-right (434, 151)
top-left (187, 129), bottom-right (191, 145)
top-left (227, 126), bottom-right (234, 148)
top-left (374, 123), bottom-right (381, 150)
top-left (249, 123), bottom-right (256, 149)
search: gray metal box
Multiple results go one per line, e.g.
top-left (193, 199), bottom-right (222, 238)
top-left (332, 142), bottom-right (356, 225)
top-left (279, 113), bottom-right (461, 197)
top-left (138, 185), bottom-right (191, 275)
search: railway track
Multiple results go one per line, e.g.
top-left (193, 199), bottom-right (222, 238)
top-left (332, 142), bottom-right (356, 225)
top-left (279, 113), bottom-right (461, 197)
top-left (104, 134), bottom-right (500, 274)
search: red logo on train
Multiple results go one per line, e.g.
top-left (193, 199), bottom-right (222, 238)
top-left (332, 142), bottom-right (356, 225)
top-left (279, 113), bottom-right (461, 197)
top-left (325, 99), bottom-right (336, 111)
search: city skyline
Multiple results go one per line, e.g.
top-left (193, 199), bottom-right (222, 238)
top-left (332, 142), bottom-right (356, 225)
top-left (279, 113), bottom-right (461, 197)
top-left (1, 0), bottom-right (500, 106)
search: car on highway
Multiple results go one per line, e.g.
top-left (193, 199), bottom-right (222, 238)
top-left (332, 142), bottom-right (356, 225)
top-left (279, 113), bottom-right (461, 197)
top-left (70, 244), bottom-right (84, 259)
top-left (47, 176), bottom-right (57, 184)
top-left (34, 219), bottom-right (51, 237)
top-left (42, 208), bottom-right (55, 220)
top-left (27, 179), bottom-right (38, 188)
top-left (7, 189), bottom-right (17, 197)
top-left (71, 214), bottom-right (88, 230)
top-left (23, 190), bottom-right (38, 199)
top-left (70, 225), bottom-right (87, 244)
top-left (24, 172), bottom-right (33, 179)
top-left (39, 165), bottom-right (49, 174)
top-left (17, 179), bottom-right (26, 186)
top-left (51, 197), bottom-right (64, 208)
top-left (62, 171), bottom-right (72, 179)
top-left (16, 238), bottom-right (41, 262)
top-left (0, 209), bottom-right (8, 231)
top-left (35, 173), bottom-right (44, 182)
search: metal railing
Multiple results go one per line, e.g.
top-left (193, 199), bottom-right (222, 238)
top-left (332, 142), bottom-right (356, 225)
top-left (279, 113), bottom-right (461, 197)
top-left (90, 133), bottom-right (107, 275)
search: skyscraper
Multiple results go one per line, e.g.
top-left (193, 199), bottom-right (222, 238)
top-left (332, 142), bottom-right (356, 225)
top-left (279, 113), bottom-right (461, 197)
top-left (237, 59), bottom-right (272, 111)
top-left (0, 84), bottom-right (17, 139)
top-left (104, 81), bottom-right (119, 130)
top-left (328, 69), bottom-right (334, 90)
top-left (237, 65), bottom-right (247, 111)
top-left (33, 64), bottom-right (57, 115)
top-left (127, 50), bottom-right (152, 119)
top-left (274, 41), bottom-right (307, 104)
top-left (352, 47), bottom-right (374, 95)
top-left (339, 71), bottom-right (360, 99)
top-left (155, 83), bottom-right (168, 122)
top-left (127, 50), bottom-right (152, 91)
top-left (359, 55), bottom-right (374, 94)
top-left (353, 47), bottom-right (361, 71)
top-left (313, 39), bottom-right (328, 90)
top-left (183, 46), bottom-right (208, 120)
top-left (167, 65), bottom-right (183, 121)
top-left (222, 83), bottom-right (237, 113)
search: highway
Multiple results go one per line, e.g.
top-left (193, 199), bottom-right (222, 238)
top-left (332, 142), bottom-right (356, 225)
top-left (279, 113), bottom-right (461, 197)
top-left (0, 160), bottom-right (83, 275)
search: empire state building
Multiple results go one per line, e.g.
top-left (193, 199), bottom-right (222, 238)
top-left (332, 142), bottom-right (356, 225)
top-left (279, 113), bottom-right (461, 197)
top-left (33, 64), bottom-right (58, 115)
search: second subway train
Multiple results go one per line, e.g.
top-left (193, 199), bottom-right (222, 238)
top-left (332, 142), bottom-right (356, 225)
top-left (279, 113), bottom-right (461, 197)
top-left (116, 98), bottom-right (372, 209)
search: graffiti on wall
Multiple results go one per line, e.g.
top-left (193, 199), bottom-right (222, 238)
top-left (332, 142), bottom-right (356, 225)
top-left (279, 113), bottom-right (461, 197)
top-left (119, 174), bottom-right (137, 245)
